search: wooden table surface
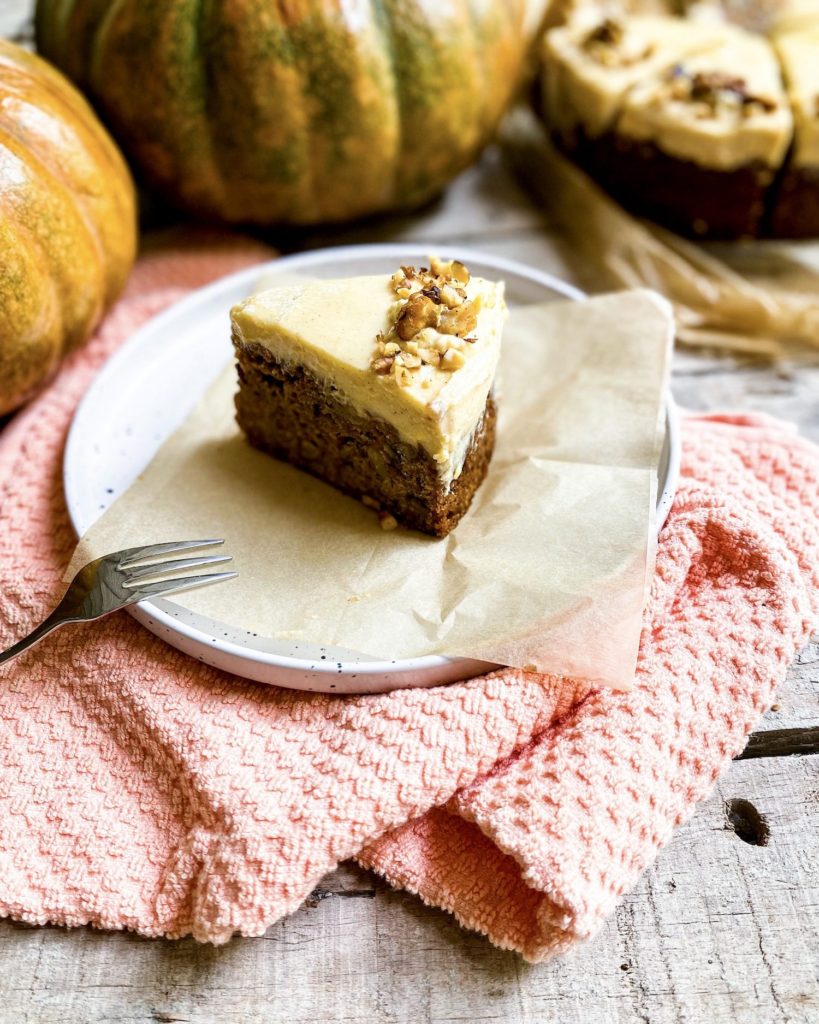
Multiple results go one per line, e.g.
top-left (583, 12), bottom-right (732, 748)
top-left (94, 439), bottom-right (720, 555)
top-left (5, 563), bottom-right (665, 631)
top-left (2, 4), bottom-right (818, 1022)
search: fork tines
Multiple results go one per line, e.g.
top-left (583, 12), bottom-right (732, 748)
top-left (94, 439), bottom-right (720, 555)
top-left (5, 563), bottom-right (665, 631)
top-left (116, 539), bottom-right (237, 598)
top-left (116, 539), bottom-right (225, 569)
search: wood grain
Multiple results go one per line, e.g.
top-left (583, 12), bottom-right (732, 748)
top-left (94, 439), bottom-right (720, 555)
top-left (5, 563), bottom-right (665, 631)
top-left (0, 755), bottom-right (816, 1024)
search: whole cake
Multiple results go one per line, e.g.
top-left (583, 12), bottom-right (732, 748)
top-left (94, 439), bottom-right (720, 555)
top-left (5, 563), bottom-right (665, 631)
top-left (540, 2), bottom-right (819, 238)
top-left (231, 260), bottom-right (507, 537)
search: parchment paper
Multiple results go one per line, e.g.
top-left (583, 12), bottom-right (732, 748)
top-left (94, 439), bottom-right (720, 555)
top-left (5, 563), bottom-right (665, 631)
top-left (69, 289), bottom-right (672, 689)
top-left (503, 109), bottom-right (819, 357)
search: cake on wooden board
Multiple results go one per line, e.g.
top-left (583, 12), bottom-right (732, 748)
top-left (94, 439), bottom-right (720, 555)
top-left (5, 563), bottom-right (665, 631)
top-left (231, 260), bottom-right (506, 538)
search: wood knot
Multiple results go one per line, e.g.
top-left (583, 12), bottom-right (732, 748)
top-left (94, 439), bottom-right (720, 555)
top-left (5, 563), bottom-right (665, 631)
top-left (725, 798), bottom-right (770, 846)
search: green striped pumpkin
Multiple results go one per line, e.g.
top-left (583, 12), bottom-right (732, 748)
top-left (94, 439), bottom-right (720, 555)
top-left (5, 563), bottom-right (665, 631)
top-left (35, 0), bottom-right (541, 226)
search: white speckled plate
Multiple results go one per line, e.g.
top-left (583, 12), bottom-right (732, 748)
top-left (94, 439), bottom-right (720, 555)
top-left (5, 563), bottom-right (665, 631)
top-left (64, 244), bottom-right (680, 694)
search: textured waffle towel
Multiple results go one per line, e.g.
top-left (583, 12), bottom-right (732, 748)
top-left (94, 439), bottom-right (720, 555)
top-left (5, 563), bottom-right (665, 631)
top-left (1, 239), bottom-right (818, 962)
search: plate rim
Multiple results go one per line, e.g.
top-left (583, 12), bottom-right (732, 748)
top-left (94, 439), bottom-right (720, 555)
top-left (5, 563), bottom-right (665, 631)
top-left (64, 242), bottom-right (679, 682)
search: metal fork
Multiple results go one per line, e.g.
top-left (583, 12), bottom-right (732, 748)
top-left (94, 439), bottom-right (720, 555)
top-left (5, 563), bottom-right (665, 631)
top-left (0, 539), bottom-right (236, 666)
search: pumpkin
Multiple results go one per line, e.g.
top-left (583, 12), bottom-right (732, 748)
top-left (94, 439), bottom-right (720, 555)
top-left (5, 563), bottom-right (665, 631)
top-left (35, 0), bottom-right (543, 226)
top-left (0, 40), bottom-right (136, 416)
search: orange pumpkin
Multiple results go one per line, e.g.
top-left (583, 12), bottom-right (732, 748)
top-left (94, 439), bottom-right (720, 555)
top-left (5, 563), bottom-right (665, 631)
top-left (0, 40), bottom-right (136, 416)
top-left (35, 0), bottom-right (542, 226)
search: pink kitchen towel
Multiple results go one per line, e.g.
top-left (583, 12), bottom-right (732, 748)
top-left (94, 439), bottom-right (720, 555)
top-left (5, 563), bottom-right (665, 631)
top-left (1, 237), bottom-right (818, 962)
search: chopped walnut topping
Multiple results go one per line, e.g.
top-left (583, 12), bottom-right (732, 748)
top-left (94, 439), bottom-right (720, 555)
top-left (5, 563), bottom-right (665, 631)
top-left (371, 259), bottom-right (483, 385)
top-left (666, 66), bottom-right (777, 119)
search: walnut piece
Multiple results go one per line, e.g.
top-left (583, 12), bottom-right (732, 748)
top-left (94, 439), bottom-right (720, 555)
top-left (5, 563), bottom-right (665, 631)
top-left (396, 294), bottom-right (439, 340)
top-left (378, 511), bottom-right (398, 531)
top-left (437, 302), bottom-right (479, 337)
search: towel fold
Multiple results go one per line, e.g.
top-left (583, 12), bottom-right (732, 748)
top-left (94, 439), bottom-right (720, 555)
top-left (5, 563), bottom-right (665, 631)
top-left (1, 239), bottom-right (817, 961)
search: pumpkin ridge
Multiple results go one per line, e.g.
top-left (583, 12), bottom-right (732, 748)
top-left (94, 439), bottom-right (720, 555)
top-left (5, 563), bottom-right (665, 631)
top-left (0, 132), bottom-right (104, 355)
top-left (308, 1), bottom-right (404, 219)
top-left (91, 0), bottom-right (227, 217)
top-left (0, 159), bottom-right (66, 368)
top-left (86, 0), bottom-right (128, 87)
top-left (0, 148), bottom-right (67, 301)
top-left (3, 38), bottom-right (135, 215)
top-left (195, 0), bottom-right (227, 217)
top-left (0, 216), bottom-right (63, 388)
top-left (194, 0), bottom-right (313, 222)
top-left (367, 0), bottom-right (403, 208)
top-left (0, 108), bottom-right (106, 325)
top-left (0, 49), bottom-right (135, 310)
top-left (464, 0), bottom-right (491, 137)
top-left (276, 0), bottom-right (319, 220)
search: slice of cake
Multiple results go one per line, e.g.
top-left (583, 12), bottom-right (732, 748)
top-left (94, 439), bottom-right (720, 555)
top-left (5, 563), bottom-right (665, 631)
top-left (231, 259), bottom-right (506, 538)
top-left (770, 27), bottom-right (819, 236)
top-left (607, 28), bottom-right (792, 237)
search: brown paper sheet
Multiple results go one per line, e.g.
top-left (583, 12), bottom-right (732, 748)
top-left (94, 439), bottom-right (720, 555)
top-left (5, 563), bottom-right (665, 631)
top-left (502, 109), bottom-right (819, 357)
top-left (69, 289), bottom-right (671, 689)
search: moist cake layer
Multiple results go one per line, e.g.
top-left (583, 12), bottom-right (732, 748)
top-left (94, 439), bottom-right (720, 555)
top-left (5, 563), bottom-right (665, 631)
top-left (234, 341), bottom-right (497, 538)
top-left (568, 130), bottom-right (774, 237)
top-left (769, 163), bottom-right (819, 235)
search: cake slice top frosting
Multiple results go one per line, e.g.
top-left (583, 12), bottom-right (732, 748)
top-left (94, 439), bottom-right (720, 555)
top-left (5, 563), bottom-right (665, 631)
top-left (231, 263), bottom-right (506, 481)
top-left (617, 27), bottom-right (793, 170)
top-left (775, 26), bottom-right (819, 165)
top-left (543, 14), bottom-right (732, 138)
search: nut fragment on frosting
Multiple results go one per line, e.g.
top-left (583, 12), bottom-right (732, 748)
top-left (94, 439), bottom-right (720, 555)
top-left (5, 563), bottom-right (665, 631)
top-left (581, 18), bottom-right (655, 68)
top-left (665, 65), bottom-right (778, 120)
top-left (371, 259), bottom-right (481, 386)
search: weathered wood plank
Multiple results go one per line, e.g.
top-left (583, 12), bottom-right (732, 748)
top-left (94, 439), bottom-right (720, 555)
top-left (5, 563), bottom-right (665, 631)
top-left (754, 639), bottom-right (818, 738)
top-left (672, 355), bottom-right (819, 442)
top-left (742, 726), bottom-right (819, 758)
top-left (0, 0), bottom-right (32, 42)
top-left (0, 755), bottom-right (816, 1024)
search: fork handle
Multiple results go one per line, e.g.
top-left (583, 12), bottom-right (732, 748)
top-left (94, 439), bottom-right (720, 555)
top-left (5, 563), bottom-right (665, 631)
top-left (0, 612), bottom-right (72, 666)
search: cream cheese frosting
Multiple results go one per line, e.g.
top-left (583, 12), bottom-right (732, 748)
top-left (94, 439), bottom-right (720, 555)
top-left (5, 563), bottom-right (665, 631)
top-left (775, 27), bottom-right (819, 166)
top-left (616, 28), bottom-right (793, 169)
top-left (770, 0), bottom-right (819, 35)
top-left (542, 14), bottom-right (731, 138)
top-left (231, 272), bottom-right (506, 485)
